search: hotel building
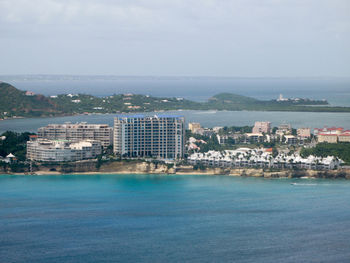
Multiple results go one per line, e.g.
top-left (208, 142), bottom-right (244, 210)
top-left (114, 115), bottom-right (185, 159)
top-left (314, 127), bottom-right (350, 143)
top-left (27, 136), bottom-right (101, 162)
top-left (37, 122), bottom-right (113, 148)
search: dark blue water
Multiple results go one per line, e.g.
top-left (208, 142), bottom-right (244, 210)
top-left (1, 76), bottom-right (350, 106)
top-left (1, 174), bottom-right (350, 262)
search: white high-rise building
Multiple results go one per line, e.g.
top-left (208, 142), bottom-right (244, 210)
top-left (114, 115), bottom-right (185, 159)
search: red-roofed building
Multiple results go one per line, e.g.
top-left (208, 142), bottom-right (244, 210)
top-left (264, 148), bottom-right (273, 153)
top-left (338, 132), bottom-right (350, 142)
top-left (314, 126), bottom-right (344, 135)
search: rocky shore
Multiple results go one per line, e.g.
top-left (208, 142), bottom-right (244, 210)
top-left (1, 160), bottom-right (350, 179)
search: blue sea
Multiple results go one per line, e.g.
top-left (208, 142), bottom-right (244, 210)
top-left (1, 77), bottom-right (350, 262)
top-left (1, 174), bottom-right (350, 262)
top-left (1, 75), bottom-right (350, 105)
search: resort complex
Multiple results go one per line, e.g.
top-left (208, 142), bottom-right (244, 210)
top-left (27, 136), bottom-right (102, 162)
top-left (188, 149), bottom-right (341, 170)
top-left (0, 115), bottom-right (349, 173)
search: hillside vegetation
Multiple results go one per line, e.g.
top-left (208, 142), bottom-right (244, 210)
top-left (0, 82), bottom-right (62, 118)
top-left (301, 143), bottom-right (350, 165)
top-left (0, 131), bottom-right (34, 161)
top-left (1, 81), bottom-right (350, 119)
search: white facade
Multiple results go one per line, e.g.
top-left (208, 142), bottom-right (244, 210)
top-left (37, 122), bottom-right (113, 148)
top-left (188, 149), bottom-right (341, 170)
top-left (114, 115), bottom-right (185, 159)
top-left (27, 139), bottom-right (102, 162)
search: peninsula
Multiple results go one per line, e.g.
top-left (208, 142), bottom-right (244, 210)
top-left (1, 81), bottom-right (350, 119)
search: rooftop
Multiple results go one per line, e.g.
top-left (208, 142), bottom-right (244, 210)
top-left (115, 114), bottom-right (184, 119)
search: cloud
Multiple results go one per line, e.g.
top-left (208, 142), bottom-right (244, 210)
top-left (0, 0), bottom-right (349, 76)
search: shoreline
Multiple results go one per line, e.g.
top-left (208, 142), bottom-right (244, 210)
top-left (2, 106), bottom-right (350, 122)
top-left (2, 159), bottom-right (350, 179)
top-left (2, 167), bottom-right (350, 179)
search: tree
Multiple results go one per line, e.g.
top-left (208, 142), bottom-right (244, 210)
top-left (0, 131), bottom-right (35, 161)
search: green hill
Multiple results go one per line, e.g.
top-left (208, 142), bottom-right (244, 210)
top-left (1, 81), bottom-right (350, 119)
top-left (0, 82), bottom-right (62, 118)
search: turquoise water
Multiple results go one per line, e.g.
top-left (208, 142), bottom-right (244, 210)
top-left (1, 174), bottom-right (350, 262)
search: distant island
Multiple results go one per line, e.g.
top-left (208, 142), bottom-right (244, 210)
top-left (1, 81), bottom-right (350, 119)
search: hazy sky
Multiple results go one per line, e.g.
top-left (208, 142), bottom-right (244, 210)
top-left (0, 0), bottom-right (349, 77)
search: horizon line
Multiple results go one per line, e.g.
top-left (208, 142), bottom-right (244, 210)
top-left (0, 74), bottom-right (350, 80)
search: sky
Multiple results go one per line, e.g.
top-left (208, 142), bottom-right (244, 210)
top-left (0, 0), bottom-right (349, 77)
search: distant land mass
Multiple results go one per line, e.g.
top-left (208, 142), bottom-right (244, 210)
top-left (1, 81), bottom-right (350, 119)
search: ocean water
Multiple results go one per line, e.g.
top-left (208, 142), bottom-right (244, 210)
top-left (1, 76), bottom-right (350, 106)
top-left (1, 174), bottom-right (350, 263)
top-left (1, 110), bottom-right (350, 134)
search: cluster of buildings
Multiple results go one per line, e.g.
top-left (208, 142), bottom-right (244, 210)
top-left (314, 127), bottom-right (350, 143)
top-left (27, 115), bottom-right (185, 162)
top-left (188, 121), bottom-right (311, 146)
top-left (23, 115), bottom-right (348, 170)
top-left (188, 148), bottom-right (342, 170)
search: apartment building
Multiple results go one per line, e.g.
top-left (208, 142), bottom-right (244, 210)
top-left (37, 122), bottom-right (113, 148)
top-left (114, 115), bottom-right (185, 159)
top-left (276, 124), bottom-right (292, 136)
top-left (252, 121), bottom-right (271, 134)
top-left (297, 128), bottom-right (311, 139)
top-left (188, 123), bottom-right (201, 133)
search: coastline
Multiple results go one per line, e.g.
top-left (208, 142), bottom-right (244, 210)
top-left (3, 105), bottom-right (350, 122)
top-left (2, 162), bottom-right (350, 179)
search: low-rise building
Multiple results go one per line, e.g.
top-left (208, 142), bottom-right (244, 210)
top-left (338, 131), bottom-right (350, 142)
top-left (27, 138), bottom-right (101, 162)
top-left (245, 133), bottom-right (264, 143)
top-left (216, 134), bottom-right (228, 144)
top-left (297, 128), bottom-right (311, 139)
top-left (317, 134), bottom-right (338, 143)
top-left (188, 149), bottom-right (341, 170)
top-left (188, 123), bottom-right (201, 133)
top-left (276, 124), bottom-right (292, 136)
top-left (284, 135), bottom-right (298, 145)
